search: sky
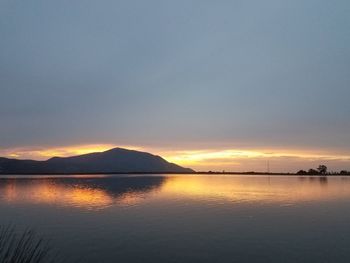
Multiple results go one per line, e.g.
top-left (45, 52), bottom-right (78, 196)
top-left (1, 0), bottom-right (350, 172)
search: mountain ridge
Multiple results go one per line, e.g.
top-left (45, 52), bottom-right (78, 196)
top-left (0, 148), bottom-right (194, 174)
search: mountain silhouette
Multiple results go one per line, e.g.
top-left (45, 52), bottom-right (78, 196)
top-left (0, 148), bottom-right (194, 174)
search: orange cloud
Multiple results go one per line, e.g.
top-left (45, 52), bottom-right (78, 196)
top-left (0, 144), bottom-right (141, 160)
top-left (160, 148), bottom-right (350, 172)
top-left (1, 145), bottom-right (350, 172)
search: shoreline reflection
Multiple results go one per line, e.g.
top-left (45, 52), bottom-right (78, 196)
top-left (0, 176), bottom-right (165, 210)
top-left (1, 175), bottom-right (350, 210)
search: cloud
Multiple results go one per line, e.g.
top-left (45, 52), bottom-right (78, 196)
top-left (1, 144), bottom-right (350, 173)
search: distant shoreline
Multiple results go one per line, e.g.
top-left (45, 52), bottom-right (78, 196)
top-left (2, 148), bottom-right (348, 176)
top-left (0, 172), bottom-right (349, 176)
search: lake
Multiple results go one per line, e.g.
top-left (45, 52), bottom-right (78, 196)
top-left (1, 174), bottom-right (350, 263)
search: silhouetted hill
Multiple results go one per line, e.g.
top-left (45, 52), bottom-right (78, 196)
top-left (0, 148), bottom-right (194, 174)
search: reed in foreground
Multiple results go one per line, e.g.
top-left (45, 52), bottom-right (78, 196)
top-left (0, 225), bottom-right (58, 263)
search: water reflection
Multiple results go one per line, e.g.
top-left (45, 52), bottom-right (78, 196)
top-left (1, 175), bottom-right (350, 210)
top-left (0, 176), bottom-right (165, 210)
top-left (2, 175), bottom-right (350, 263)
top-left (299, 176), bottom-right (329, 185)
top-left (160, 175), bottom-right (350, 204)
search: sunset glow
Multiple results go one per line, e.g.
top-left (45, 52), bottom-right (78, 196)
top-left (161, 176), bottom-right (350, 203)
top-left (1, 178), bottom-right (148, 210)
top-left (2, 145), bottom-right (350, 172)
top-left (3, 176), bottom-right (350, 211)
top-left (1, 1), bottom-right (350, 262)
top-left (0, 144), bottom-right (141, 160)
top-left (162, 149), bottom-right (350, 170)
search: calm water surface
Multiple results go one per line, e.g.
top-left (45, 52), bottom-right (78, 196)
top-left (1, 174), bottom-right (350, 263)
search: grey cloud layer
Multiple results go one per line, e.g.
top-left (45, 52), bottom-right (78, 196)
top-left (1, 0), bottom-right (349, 151)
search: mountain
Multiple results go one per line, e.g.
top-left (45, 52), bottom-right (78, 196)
top-left (0, 148), bottom-right (194, 174)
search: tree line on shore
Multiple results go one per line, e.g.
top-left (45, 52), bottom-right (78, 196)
top-left (296, 165), bottom-right (350, 175)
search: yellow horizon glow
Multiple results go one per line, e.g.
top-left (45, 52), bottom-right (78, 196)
top-left (0, 144), bottom-right (143, 160)
top-left (161, 149), bottom-right (350, 170)
top-left (1, 144), bottom-right (350, 171)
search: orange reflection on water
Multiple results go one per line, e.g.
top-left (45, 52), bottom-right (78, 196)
top-left (161, 175), bottom-right (350, 204)
top-left (0, 178), bottom-right (153, 210)
top-left (3, 181), bottom-right (17, 202)
top-left (1, 180), bottom-right (114, 210)
top-left (2, 176), bottom-right (350, 210)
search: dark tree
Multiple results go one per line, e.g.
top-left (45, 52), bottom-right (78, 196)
top-left (296, 170), bottom-right (307, 175)
top-left (308, 169), bottom-right (319, 175)
top-left (317, 165), bottom-right (328, 175)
